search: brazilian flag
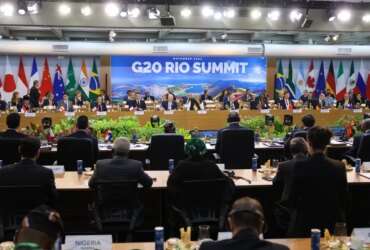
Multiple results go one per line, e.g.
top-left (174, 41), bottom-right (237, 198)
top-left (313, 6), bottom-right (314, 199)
top-left (89, 58), bottom-right (101, 102)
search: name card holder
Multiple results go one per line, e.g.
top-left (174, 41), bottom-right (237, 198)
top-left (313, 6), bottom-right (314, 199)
top-left (65, 112), bottom-right (75, 117)
top-left (353, 109), bottom-right (363, 113)
top-left (197, 110), bottom-right (207, 115)
top-left (134, 110), bottom-right (145, 116)
top-left (43, 165), bottom-right (65, 177)
top-left (320, 109), bottom-right (330, 113)
top-left (164, 110), bottom-right (174, 115)
top-left (363, 162), bottom-right (370, 172)
top-left (96, 111), bottom-right (107, 116)
top-left (230, 109), bottom-right (239, 113)
top-left (260, 109), bottom-right (270, 114)
top-left (25, 112), bottom-right (36, 118)
top-left (64, 235), bottom-right (112, 250)
top-left (293, 109), bottom-right (302, 113)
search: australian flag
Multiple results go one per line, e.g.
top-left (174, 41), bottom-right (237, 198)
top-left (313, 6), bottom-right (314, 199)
top-left (53, 64), bottom-right (65, 102)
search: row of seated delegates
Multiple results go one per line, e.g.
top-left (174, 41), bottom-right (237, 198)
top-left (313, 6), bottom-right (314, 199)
top-left (217, 89), bottom-right (270, 110)
top-left (125, 90), bottom-right (147, 111)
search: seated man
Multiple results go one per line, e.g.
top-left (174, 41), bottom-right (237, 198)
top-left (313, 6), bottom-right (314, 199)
top-left (284, 114), bottom-right (315, 143)
top-left (14, 205), bottom-right (63, 250)
top-left (200, 197), bottom-right (288, 250)
top-left (66, 115), bottom-right (99, 161)
top-left (345, 118), bottom-right (370, 159)
top-left (161, 93), bottom-right (177, 111)
top-left (0, 113), bottom-right (27, 138)
top-left (279, 92), bottom-right (293, 110)
top-left (164, 121), bottom-right (176, 134)
top-left (93, 96), bottom-right (107, 112)
top-left (0, 93), bottom-right (7, 111)
top-left (0, 137), bottom-right (57, 207)
top-left (58, 94), bottom-right (73, 112)
top-left (89, 137), bottom-right (153, 188)
top-left (287, 126), bottom-right (348, 237)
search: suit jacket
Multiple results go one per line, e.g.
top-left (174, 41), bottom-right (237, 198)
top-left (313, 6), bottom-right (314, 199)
top-left (29, 87), bottom-right (40, 108)
top-left (346, 132), bottom-right (370, 158)
top-left (199, 229), bottom-right (288, 250)
top-left (215, 123), bottom-right (252, 154)
top-left (67, 130), bottom-right (99, 161)
top-left (42, 99), bottom-right (56, 107)
top-left (287, 152), bottom-right (348, 237)
top-left (300, 95), bottom-right (309, 105)
top-left (0, 100), bottom-right (7, 111)
top-left (95, 103), bottom-right (107, 112)
top-left (279, 99), bottom-right (292, 110)
top-left (161, 101), bottom-right (178, 111)
top-left (58, 100), bottom-right (74, 112)
top-left (273, 154), bottom-right (307, 203)
top-left (0, 129), bottom-right (28, 139)
top-left (250, 99), bottom-right (259, 110)
top-left (89, 156), bottom-right (153, 188)
top-left (0, 159), bottom-right (57, 207)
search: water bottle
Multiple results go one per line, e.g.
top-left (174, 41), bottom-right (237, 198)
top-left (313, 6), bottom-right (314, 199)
top-left (252, 157), bottom-right (258, 172)
top-left (0, 160), bottom-right (2, 169)
top-left (168, 159), bottom-right (175, 174)
top-left (77, 160), bottom-right (84, 175)
top-left (155, 226), bottom-right (164, 250)
top-left (355, 158), bottom-right (362, 174)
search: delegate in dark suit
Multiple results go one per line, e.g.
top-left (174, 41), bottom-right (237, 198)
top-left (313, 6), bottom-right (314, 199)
top-left (67, 130), bottom-right (99, 161)
top-left (0, 159), bottom-right (57, 207)
top-left (0, 129), bottom-right (28, 139)
top-left (0, 100), bottom-right (7, 111)
top-left (287, 152), bottom-right (348, 237)
top-left (161, 101), bottom-right (178, 110)
top-left (89, 156), bottom-right (153, 188)
top-left (199, 229), bottom-right (288, 250)
top-left (29, 86), bottom-right (40, 108)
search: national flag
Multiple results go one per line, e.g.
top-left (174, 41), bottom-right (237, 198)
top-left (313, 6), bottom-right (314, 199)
top-left (2, 56), bottom-right (17, 102)
top-left (274, 60), bottom-right (285, 99)
top-left (285, 59), bottom-right (296, 99)
top-left (326, 60), bottom-right (336, 95)
top-left (16, 56), bottom-right (28, 97)
top-left (356, 60), bottom-right (367, 98)
top-left (29, 57), bottom-right (39, 87)
top-left (294, 61), bottom-right (306, 98)
top-left (306, 59), bottom-right (315, 91)
top-left (336, 61), bottom-right (346, 100)
top-left (89, 58), bottom-right (101, 102)
top-left (367, 72), bottom-right (370, 100)
top-left (347, 60), bottom-right (356, 93)
top-left (53, 64), bottom-right (65, 102)
top-left (78, 59), bottom-right (89, 100)
top-left (39, 58), bottom-right (53, 98)
top-left (315, 60), bottom-right (325, 96)
top-left (65, 58), bottom-right (77, 100)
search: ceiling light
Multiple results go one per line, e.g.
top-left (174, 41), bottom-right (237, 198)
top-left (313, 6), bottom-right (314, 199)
top-left (120, 9), bottom-right (128, 18)
top-left (363, 13), bottom-right (370, 23)
top-left (109, 30), bottom-right (117, 38)
top-left (128, 7), bottom-right (140, 18)
top-left (81, 5), bottom-right (92, 16)
top-left (202, 6), bottom-right (214, 18)
top-left (148, 7), bottom-right (160, 20)
top-left (324, 35), bottom-right (330, 42)
top-left (221, 33), bottom-right (228, 39)
top-left (1, 3), bottom-right (15, 17)
top-left (289, 9), bottom-right (303, 22)
top-left (58, 3), bottom-right (71, 16)
top-left (267, 9), bottom-right (280, 21)
top-left (27, 2), bottom-right (39, 15)
top-left (250, 8), bottom-right (262, 20)
top-left (214, 11), bottom-right (222, 20)
top-left (180, 7), bottom-right (191, 18)
top-left (332, 34), bottom-right (339, 41)
top-left (223, 8), bottom-right (235, 18)
top-left (337, 9), bottom-right (351, 22)
top-left (328, 16), bottom-right (336, 22)
top-left (17, 1), bottom-right (27, 15)
top-left (105, 2), bottom-right (119, 17)
top-left (18, 8), bottom-right (26, 15)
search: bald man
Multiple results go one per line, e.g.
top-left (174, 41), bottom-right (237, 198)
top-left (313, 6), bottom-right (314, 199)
top-left (200, 197), bottom-right (288, 250)
top-left (89, 137), bottom-right (153, 188)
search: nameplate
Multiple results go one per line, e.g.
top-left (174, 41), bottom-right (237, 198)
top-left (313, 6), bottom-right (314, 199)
top-left (260, 109), bottom-right (270, 114)
top-left (73, 105), bottom-right (80, 110)
top-left (24, 112), bottom-right (36, 117)
top-left (293, 109), bottom-right (302, 113)
top-left (65, 112), bottom-right (75, 117)
top-left (197, 110), bottom-right (207, 115)
top-left (352, 228), bottom-right (370, 244)
top-left (217, 232), bottom-right (232, 241)
top-left (43, 165), bottom-right (65, 176)
top-left (64, 235), bottom-right (112, 250)
top-left (363, 162), bottom-right (370, 172)
top-left (320, 109), bottom-right (330, 113)
top-left (134, 110), bottom-right (144, 116)
top-left (353, 109), bottom-right (363, 113)
top-left (164, 110), bottom-right (174, 115)
top-left (96, 111), bottom-right (107, 116)
top-left (230, 109), bottom-right (239, 113)
top-left (46, 105), bottom-right (55, 110)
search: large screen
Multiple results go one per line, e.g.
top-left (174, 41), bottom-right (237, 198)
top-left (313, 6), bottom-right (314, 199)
top-left (111, 55), bottom-right (267, 101)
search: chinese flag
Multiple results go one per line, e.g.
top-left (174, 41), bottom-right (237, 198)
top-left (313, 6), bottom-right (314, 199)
top-left (39, 58), bottom-right (53, 99)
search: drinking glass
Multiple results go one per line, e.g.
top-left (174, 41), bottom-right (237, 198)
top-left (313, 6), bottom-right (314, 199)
top-left (334, 222), bottom-right (349, 247)
top-left (272, 159), bottom-right (279, 168)
top-left (198, 225), bottom-right (210, 241)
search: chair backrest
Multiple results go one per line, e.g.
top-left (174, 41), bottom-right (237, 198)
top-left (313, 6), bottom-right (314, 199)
top-left (292, 130), bottom-right (308, 140)
top-left (57, 137), bottom-right (94, 171)
top-left (219, 128), bottom-right (255, 169)
top-left (0, 138), bottom-right (23, 165)
top-left (357, 134), bottom-right (370, 161)
top-left (148, 134), bottom-right (185, 170)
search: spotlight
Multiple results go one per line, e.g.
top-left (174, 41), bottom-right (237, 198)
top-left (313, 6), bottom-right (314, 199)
top-left (109, 30), bottom-right (117, 38)
top-left (250, 8), bottom-right (262, 20)
top-left (267, 9), bottom-right (280, 21)
top-left (128, 7), bottom-right (140, 18)
top-left (332, 34), bottom-right (339, 41)
top-left (18, 8), bottom-right (26, 15)
top-left (0, 35), bottom-right (2, 39)
top-left (148, 7), bottom-right (160, 20)
top-left (0, 3), bottom-right (15, 17)
top-left (214, 11), bottom-right (222, 20)
top-left (223, 8), bottom-right (235, 18)
top-left (81, 5), bottom-right (92, 16)
top-left (58, 3), bottom-right (71, 16)
top-left (105, 2), bottom-right (119, 17)
top-left (220, 33), bottom-right (228, 39)
top-left (289, 9), bottom-right (303, 22)
top-left (337, 9), bottom-right (351, 22)
top-left (202, 6), bottom-right (214, 18)
top-left (324, 35), bottom-right (330, 42)
top-left (17, 0), bottom-right (27, 15)
top-left (120, 9), bottom-right (128, 18)
top-left (327, 9), bottom-right (336, 22)
top-left (180, 7), bottom-right (191, 18)
top-left (27, 1), bottom-right (39, 15)
top-left (363, 13), bottom-right (370, 23)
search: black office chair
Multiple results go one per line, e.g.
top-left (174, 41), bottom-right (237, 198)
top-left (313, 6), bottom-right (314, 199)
top-left (357, 134), bottom-right (370, 162)
top-left (216, 129), bottom-right (255, 169)
top-left (57, 137), bottom-right (94, 171)
top-left (89, 180), bottom-right (142, 242)
top-left (0, 138), bottom-right (23, 165)
top-left (170, 179), bottom-right (231, 239)
top-left (147, 134), bottom-right (185, 170)
top-left (0, 185), bottom-right (47, 241)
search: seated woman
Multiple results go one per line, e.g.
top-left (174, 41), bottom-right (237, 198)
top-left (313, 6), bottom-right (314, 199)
top-left (20, 95), bottom-right (32, 113)
top-left (218, 89), bottom-right (230, 109)
top-left (42, 92), bottom-right (56, 108)
top-left (10, 91), bottom-right (22, 112)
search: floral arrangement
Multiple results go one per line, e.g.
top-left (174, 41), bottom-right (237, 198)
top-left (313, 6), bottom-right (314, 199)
top-left (240, 116), bottom-right (287, 139)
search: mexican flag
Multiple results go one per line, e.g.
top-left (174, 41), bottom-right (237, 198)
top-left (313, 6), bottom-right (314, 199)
top-left (336, 61), bottom-right (346, 100)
